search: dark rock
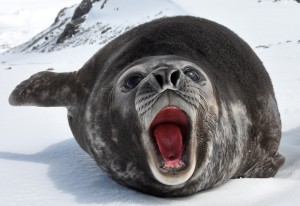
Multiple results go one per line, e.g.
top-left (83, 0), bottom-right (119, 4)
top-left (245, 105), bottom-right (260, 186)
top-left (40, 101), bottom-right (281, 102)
top-left (101, 27), bottom-right (111, 34)
top-left (72, 0), bottom-right (93, 21)
top-left (57, 17), bottom-right (85, 44)
top-left (255, 45), bottom-right (269, 49)
top-left (101, 0), bottom-right (108, 9)
top-left (57, 0), bottom-right (102, 44)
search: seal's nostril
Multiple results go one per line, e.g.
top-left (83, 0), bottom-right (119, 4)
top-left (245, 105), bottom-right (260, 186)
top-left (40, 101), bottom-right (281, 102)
top-left (154, 74), bottom-right (164, 88)
top-left (152, 69), bottom-right (181, 90)
top-left (170, 70), bottom-right (180, 87)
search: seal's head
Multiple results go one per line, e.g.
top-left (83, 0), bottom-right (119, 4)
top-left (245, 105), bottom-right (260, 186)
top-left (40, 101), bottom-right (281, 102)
top-left (9, 16), bottom-right (285, 197)
top-left (111, 55), bottom-right (217, 186)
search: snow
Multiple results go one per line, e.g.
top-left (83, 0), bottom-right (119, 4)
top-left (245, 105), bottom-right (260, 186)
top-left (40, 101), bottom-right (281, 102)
top-left (0, 0), bottom-right (300, 205)
top-left (0, 0), bottom-right (80, 53)
top-left (83, 0), bottom-right (185, 26)
top-left (8, 0), bottom-right (187, 53)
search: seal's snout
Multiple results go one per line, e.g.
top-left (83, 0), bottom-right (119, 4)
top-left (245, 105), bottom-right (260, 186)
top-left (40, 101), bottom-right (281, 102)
top-left (150, 68), bottom-right (183, 91)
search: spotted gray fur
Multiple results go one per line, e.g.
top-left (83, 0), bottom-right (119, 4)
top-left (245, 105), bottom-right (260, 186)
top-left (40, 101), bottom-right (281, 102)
top-left (9, 16), bottom-right (285, 197)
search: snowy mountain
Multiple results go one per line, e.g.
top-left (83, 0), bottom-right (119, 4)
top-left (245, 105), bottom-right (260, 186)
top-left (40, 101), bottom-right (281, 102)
top-left (0, 0), bottom-right (300, 205)
top-left (8, 0), bottom-right (187, 53)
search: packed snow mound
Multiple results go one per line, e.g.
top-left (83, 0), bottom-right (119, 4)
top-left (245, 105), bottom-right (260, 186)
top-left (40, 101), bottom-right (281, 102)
top-left (9, 0), bottom-right (187, 53)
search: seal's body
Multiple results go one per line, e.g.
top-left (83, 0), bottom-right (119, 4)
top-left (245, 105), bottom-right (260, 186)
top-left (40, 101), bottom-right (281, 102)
top-left (9, 16), bottom-right (284, 197)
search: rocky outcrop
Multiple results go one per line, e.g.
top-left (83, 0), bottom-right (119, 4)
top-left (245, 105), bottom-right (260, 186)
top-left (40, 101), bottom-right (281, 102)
top-left (57, 0), bottom-right (101, 44)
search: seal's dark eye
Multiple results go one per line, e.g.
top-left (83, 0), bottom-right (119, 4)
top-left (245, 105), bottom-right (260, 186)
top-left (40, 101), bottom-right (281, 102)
top-left (184, 68), bottom-right (202, 82)
top-left (124, 74), bottom-right (144, 89)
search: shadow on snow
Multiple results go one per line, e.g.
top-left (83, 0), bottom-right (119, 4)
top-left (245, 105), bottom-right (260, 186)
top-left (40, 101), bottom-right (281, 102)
top-left (0, 138), bottom-right (169, 204)
top-left (0, 127), bottom-right (299, 203)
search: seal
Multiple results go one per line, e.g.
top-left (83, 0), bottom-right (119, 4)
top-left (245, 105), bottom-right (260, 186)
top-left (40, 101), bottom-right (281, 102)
top-left (9, 16), bottom-right (285, 197)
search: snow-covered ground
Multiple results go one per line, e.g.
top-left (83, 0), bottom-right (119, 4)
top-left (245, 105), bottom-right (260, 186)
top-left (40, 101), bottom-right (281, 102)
top-left (0, 0), bottom-right (300, 205)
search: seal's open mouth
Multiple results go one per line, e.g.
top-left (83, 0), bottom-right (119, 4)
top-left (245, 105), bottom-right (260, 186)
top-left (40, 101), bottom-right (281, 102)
top-left (150, 106), bottom-right (189, 169)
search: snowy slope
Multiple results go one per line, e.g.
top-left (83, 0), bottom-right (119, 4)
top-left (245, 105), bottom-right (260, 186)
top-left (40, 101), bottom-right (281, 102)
top-left (0, 0), bottom-right (300, 205)
top-left (7, 0), bottom-right (187, 53)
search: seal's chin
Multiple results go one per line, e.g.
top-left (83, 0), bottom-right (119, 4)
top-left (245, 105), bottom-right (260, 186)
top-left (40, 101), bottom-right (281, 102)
top-left (147, 106), bottom-right (196, 185)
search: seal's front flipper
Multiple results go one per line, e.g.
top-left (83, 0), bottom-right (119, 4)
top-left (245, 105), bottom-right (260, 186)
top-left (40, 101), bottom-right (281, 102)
top-left (9, 71), bottom-right (79, 107)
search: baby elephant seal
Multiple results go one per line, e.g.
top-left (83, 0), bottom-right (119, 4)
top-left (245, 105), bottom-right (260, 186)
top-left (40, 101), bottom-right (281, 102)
top-left (9, 16), bottom-right (285, 197)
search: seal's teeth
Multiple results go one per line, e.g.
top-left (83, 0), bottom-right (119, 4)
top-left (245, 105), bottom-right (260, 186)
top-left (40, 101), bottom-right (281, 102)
top-left (163, 160), bottom-right (185, 169)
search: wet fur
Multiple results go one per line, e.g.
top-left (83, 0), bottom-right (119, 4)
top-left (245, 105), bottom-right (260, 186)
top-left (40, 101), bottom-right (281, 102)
top-left (9, 16), bottom-right (284, 197)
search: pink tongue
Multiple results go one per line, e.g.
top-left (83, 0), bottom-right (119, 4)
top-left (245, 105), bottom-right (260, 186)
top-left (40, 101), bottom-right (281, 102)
top-left (153, 124), bottom-right (183, 162)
